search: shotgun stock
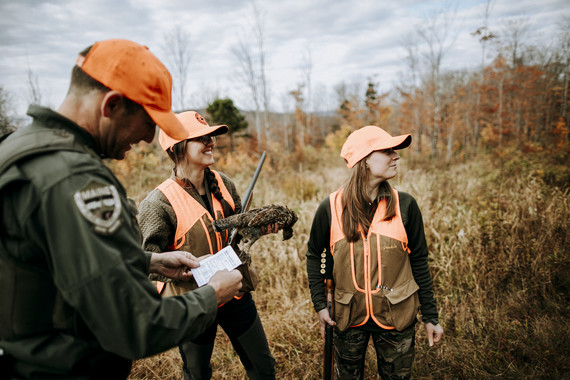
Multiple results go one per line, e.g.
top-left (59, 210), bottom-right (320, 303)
top-left (324, 278), bottom-right (335, 380)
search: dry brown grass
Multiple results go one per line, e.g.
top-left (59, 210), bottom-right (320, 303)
top-left (109, 140), bottom-right (570, 379)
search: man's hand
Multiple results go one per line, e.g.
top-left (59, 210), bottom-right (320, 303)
top-left (424, 322), bottom-right (444, 347)
top-left (207, 269), bottom-right (243, 305)
top-left (317, 308), bottom-right (336, 340)
top-left (149, 251), bottom-right (200, 282)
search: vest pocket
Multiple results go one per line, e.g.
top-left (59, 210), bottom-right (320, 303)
top-left (384, 278), bottom-right (420, 331)
top-left (333, 289), bottom-right (354, 332)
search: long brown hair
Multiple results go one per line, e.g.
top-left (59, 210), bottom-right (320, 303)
top-left (341, 157), bottom-right (396, 242)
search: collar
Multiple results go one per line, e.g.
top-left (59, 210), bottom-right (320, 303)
top-left (27, 105), bottom-right (99, 155)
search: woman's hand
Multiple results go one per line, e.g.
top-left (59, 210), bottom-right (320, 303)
top-left (260, 222), bottom-right (282, 235)
top-left (317, 308), bottom-right (336, 340)
top-left (424, 322), bottom-right (444, 347)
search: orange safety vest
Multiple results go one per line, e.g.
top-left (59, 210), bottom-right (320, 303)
top-left (155, 171), bottom-right (235, 295)
top-left (329, 189), bottom-right (420, 332)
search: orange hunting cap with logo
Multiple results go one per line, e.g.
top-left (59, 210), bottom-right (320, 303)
top-left (158, 111), bottom-right (228, 151)
top-left (75, 38), bottom-right (186, 140)
top-left (341, 125), bottom-right (412, 168)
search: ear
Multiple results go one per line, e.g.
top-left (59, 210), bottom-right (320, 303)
top-left (100, 91), bottom-right (125, 118)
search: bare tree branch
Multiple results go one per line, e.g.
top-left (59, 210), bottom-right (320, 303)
top-left (162, 25), bottom-right (192, 111)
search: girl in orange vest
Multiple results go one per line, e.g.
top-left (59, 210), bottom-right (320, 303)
top-left (306, 126), bottom-right (444, 379)
top-left (138, 111), bottom-right (277, 379)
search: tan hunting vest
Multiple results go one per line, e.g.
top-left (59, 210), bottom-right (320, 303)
top-left (329, 189), bottom-right (420, 331)
top-left (156, 171), bottom-right (258, 297)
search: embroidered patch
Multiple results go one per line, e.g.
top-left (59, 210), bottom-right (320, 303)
top-left (74, 181), bottom-right (122, 235)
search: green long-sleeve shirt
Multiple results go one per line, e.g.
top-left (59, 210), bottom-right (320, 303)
top-left (305, 191), bottom-right (439, 325)
top-left (0, 106), bottom-right (219, 377)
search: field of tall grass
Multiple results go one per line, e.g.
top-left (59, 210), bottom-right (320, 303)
top-left (111, 137), bottom-right (569, 379)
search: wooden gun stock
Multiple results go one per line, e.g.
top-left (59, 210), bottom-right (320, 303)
top-left (323, 278), bottom-right (334, 380)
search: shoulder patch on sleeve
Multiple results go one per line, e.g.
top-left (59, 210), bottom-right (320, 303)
top-left (74, 180), bottom-right (122, 235)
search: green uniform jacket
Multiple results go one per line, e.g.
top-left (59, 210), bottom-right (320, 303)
top-left (306, 191), bottom-right (439, 326)
top-left (0, 106), bottom-right (218, 378)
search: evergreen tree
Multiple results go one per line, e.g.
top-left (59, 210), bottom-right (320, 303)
top-left (206, 98), bottom-right (248, 152)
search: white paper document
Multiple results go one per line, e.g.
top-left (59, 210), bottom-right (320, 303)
top-left (191, 246), bottom-right (242, 287)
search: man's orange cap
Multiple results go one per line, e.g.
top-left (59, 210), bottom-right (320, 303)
top-left (341, 125), bottom-right (412, 168)
top-left (75, 39), bottom-right (186, 140)
top-left (159, 111), bottom-right (228, 151)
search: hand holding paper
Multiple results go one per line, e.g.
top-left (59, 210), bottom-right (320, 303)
top-left (191, 246), bottom-right (242, 287)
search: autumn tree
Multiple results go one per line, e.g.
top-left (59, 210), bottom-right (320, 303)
top-left (233, 0), bottom-right (270, 151)
top-left (385, 8), bottom-right (570, 160)
top-left (553, 16), bottom-right (570, 140)
top-left (335, 81), bottom-right (364, 129)
top-left (162, 25), bottom-right (192, 111)
top-left (297, 43), bottom-right (314, 147)
top-left (416, 5), bottom-right (458, 159)
top-left (398, 33), bottom-right (426, 156)
top-left (289, 84), bottom-right (306, 150)
top-left (365, 80), bottom-right (379, 125)
top-left (206, 98), bottom-right (248, 152)
top-left (470, 0), bottom-right (497, 155)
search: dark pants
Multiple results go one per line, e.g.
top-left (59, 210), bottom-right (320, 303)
top-left (180, 292), bottom-right (275, 380)
top-left (333, 322), bottom-right (416, 380)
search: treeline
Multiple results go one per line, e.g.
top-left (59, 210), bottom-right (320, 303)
top-left (390, 51), bottom-right (570, 162)
top-left (238, 19), bottom-right (570, 164)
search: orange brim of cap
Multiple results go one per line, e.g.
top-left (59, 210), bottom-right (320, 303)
top-left (376, 134), bottom-right (412, 151)
top-left (158, 124), bottom-right (228, 151)
top-left (144, 106), bottom-right (187, 141)
top-left (187, 124), bottom-right (229, 139)
top-left (158, 110), bottom-right (229, 151)
top-left (341, 125), bottom-right (412, 168)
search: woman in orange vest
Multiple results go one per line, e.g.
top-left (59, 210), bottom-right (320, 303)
top-left (138, 111), bottom-right (277, 379)
top-left (306, 126), bottom-right (444, 379)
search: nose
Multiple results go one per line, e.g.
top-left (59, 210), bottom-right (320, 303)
top-left (392, 151), bottom-right (400, 160)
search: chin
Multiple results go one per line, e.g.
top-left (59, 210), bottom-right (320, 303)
top-left (111, 150), bottom-right (128, 160)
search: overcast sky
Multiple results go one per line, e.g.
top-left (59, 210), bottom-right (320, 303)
top-left (1, 0), bottom-right (569, 119)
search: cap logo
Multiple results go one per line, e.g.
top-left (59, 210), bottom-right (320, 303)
top-left (195, 113), bottom-right (208, 125)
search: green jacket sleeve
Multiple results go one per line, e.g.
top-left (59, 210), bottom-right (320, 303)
top-left (306, 196), bottom-right (332, 313)
top-left (399, 191), bottom-right (439, 325)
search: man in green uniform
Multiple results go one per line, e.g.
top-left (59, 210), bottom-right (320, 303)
top-left (0, 39), bottom-right (242, 378)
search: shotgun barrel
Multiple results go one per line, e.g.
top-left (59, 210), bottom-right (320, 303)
top-left (227, 151), bottom-right (266, 246)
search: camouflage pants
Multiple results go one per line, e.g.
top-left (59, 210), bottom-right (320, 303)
top-left (333, 322), bottom-right (415, 380)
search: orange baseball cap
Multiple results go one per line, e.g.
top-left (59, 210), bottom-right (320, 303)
top-left (75, 39), bottom-right (186, 140)
top-left (341, 125), bottom-right (412, 168)
top-left (158, 111), bottom-right (228, 151)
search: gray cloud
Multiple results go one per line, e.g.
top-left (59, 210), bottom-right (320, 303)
top-left (1, 0), bottom-right (569, 117)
